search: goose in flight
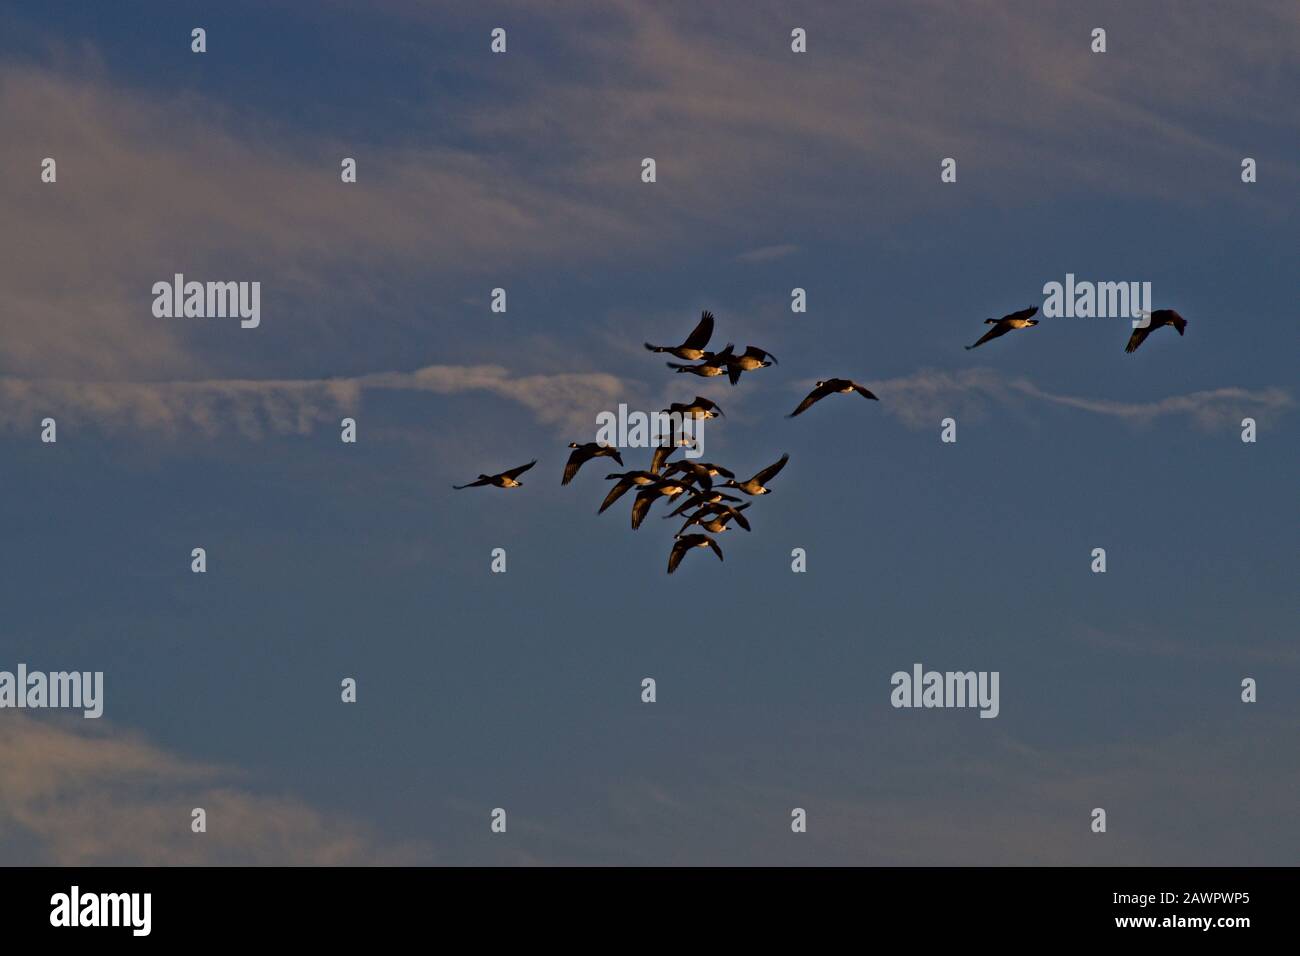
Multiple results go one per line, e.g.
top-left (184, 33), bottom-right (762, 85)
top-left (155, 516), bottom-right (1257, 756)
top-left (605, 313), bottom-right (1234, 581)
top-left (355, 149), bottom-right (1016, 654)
top-left (453, 460), bottom-right (537, 490)
top-left (562, 442), bottom-right (623, 485)
top-left (788, 379), bottom-right (878, 418)
top-left (722, 345), bottom-right (778, 385)
top-left (1125, 309), bottom-right (1187, 353)
top-left (965, 306), bottom-right (1039, 350)
top-left (666, 396), bottom-right (724, 420)
top-left (631, 479), bottom-right (692, 529)
top-left (667, 533), bottom-right (724, 574)
top-left (663, 488), bottom-right (744, 518)
top-left (645, 310), bottom-right (716, 361)
top-left (664, 460), bottom-right (734, 481)
top-left (597, 470), bottom-right (661, 514)
top-left (662, 459), bottom-right (736, 492)
top-left (677, 502), bottom-right (751, 535)
top-left (649, 432), bottom-right (698, 474)
top-left (722, 453), bottom-right (789, 496)
top-left (667, 344), bottom-right (735, 377)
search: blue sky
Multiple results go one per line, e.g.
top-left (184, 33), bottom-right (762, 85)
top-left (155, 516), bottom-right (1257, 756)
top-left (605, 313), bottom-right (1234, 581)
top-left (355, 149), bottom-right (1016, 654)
top-left (0, 1), bottom-right (1295, 864)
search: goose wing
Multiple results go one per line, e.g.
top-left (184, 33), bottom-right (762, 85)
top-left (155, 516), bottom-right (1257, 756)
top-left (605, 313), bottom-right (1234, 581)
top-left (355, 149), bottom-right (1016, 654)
top-left (694, 397), bottom-right (723, 416)
top-left (664, 493), bottom-right (704, 518)
top-left (452, 477), bottom-right (491, 489)
top-left (727, 504), bottom-right (752, 531)
top-left (1002, 306), bottom-right (1039, 323)
top-left (851, 382), bottom-right (879, 401)
top-left (753, 452), bottom-right (790, 485)
top-left (631, 491), bottom-right (656, 530)
top-left (501, 460), bottom-right (537, 480)
top-left (965, 323), bottom-right (1011, 350)
top-left (682, 311), bottom-right (715, 351)
top-left (676, 513), bottom-right (705, 536)
top-left (667, 538), bottom-right (690, 574)
top-left (650, 445), bottom-right (675, 474)
top-left (598, 478), bottom-right (634, 514)
top-left (1124, 324), bottom-right (1152, 354)
top-left (788, 382), bottom-right (836, 417)
top-left (561, 447), bottom-right (589, 485)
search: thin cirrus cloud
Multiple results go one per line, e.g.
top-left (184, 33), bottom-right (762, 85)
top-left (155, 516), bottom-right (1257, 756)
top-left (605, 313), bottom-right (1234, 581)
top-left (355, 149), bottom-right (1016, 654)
top-left (0, 365), bottom-right (627, 440)
top-left (6, 0), bottom-right (1296, 383)
top-left (0, 61), bottom-right (634, 382)
top-left (0, 714), bottom-right (425, 865)
top-left (869, 368), bottom-right (1293, 430)
top-left (2, 363), bottom-right (1288, 442)
top-left (465, 0), bottom-right (1298, 209)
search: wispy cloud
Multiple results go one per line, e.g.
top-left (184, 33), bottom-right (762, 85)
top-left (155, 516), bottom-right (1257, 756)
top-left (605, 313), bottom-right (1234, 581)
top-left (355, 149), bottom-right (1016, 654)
top-left (4, 363), bottom-right (1288, 441)
top-left (870, 368), bottom-right (1293, 430)
top-left (8, 0), bottom-right (1295, 381)
top-left (0, 376), bottom-right (361, 440)
top-left (0, 62), bottom-right (634, 381)
top-left (734, 243), bottom-right (799, 263)
top-left (0, 365), bottom-right (627, 439)
top-left (0, 715), bottom-right (424, 864)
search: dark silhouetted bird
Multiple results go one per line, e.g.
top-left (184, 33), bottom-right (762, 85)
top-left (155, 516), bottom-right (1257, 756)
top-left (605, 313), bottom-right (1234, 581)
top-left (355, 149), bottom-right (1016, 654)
top-left (678, 502), bottom-right (751, 535)
top-left (453, 460), bottom-right (537, 490)
top-left (667, 344), bottom-right (734, 377)
top-left (631, 479), bottom-right (693, 529)
top-left (1125, 309), bottom-right (1187, 354)
top-left (722, 346), bottom-right (778, 385)
top-left (788, 379), bottom-right (878, 417)
top-left (644, 310), bottom-right (716, 361)
top-left (562, 442), bottom-right (623, 485)
top-left (663, 488), bottom-right (743, 518)
top-left (667, 533), bottom-right (724, 574)
top-left (666, 396), bottom-right (724, 419)
top-left (663, 460), bottom-right (734, 487)
top-left (723, 453), bottom-right (789, 496)
top-left (598, 470), bottom-right (660, 514)
top-left (649, 434), bottom-right (697, 474)
top-left (965, 306), bottom-right (1039, 350)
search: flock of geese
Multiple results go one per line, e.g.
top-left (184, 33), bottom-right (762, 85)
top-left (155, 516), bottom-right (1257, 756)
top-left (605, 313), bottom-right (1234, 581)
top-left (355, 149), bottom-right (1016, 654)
top-left (455, 304), bottom-right (1188, 573)
top-left (965, 304), bottom-right (1188, 352)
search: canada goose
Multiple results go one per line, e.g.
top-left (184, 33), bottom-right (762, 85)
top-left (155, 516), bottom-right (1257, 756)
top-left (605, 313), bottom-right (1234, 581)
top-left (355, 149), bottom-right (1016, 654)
top-left (667, 344), bottom-right (735, 377)
top-left (664, 460), bottom-right (734, 480)
top-left (562, 442), bottom-right (623, 485)
top-left (678, 502), bottom-right (751, 535)
top-left (1125, 309), bottom-right (1187, 354)
top-left (663, 459), bottom-right (736, 493)
top-left (787, 379), bottom-right (878, 417)
top-left (644, 310), bottom-right (716, 361)
top-left (667, 533), bottom-right (724, 574)
top-left (453, 459), bottom-right (537, 490)
top-left (722, 453), bottom-right (789, 495)
top-left (631, 479), bottom-right (691, 529)
top-left (649, 433), bottom-right (697, 474)
top-left (965, 306), bottom-right (1039, 350)
top-left (663, 488), bottom-right (743, 518)
top-left (722, 345), bottom-right (778, 385)
top-left (597, 470), bottom-right (660, 514)
top-left (666, 396), bottom-right (724, 420)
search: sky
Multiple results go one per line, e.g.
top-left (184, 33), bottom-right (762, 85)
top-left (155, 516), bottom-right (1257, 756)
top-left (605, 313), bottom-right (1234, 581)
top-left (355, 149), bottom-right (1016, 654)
top-left (0, 0), bottom-right (1296, 865)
